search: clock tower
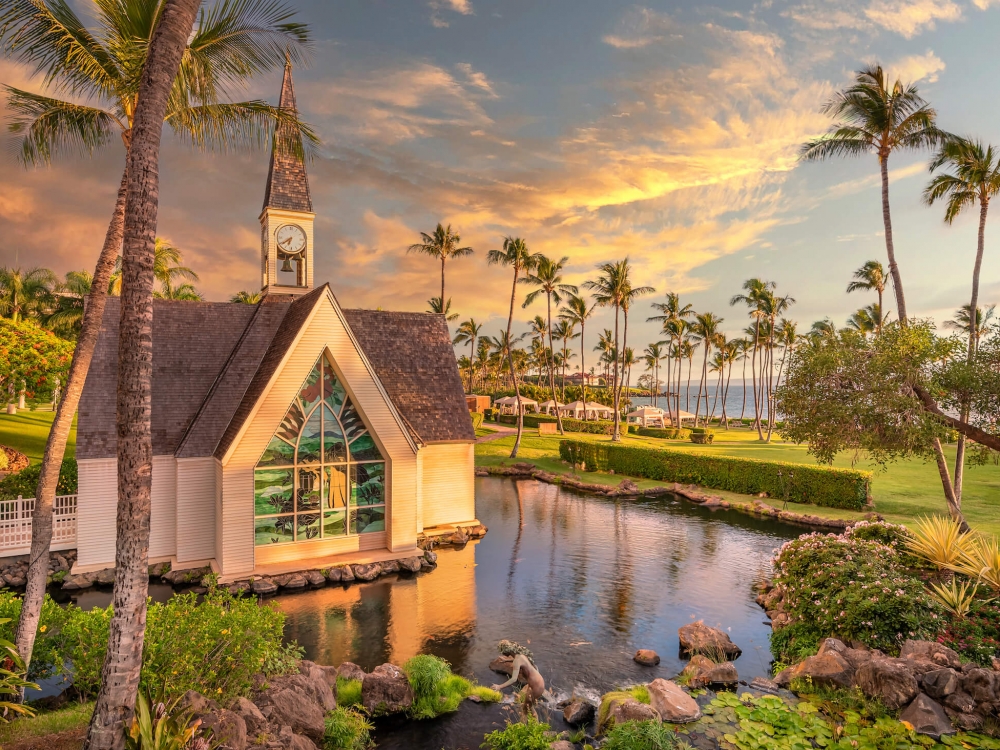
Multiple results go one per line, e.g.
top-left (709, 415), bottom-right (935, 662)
top-left (260, 59), bottom-right (315, 296)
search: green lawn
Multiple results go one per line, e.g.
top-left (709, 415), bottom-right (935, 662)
top-left (476, 425), bottom-right (1000, 535)
top-left (0, 701), bottom-right (92, 748)
top-left (0, 410), bottom-right (75, 464)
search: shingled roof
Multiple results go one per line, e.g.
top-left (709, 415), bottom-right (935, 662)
top-left (78, 288), bottom-right (474, 461)
top-left (261, 60), bottom-right (312, 213)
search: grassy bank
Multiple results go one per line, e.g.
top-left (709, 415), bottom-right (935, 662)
top-left (476, 425), bottom-right (1000, 535)
top-left (0, 410), bottom-right (76, 464)
top-left (0, 702), bottom-right (93, 750)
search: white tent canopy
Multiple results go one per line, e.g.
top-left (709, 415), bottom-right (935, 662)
top-left (538, 399), bottom-right (564, 414)
top-left (494, 395), bottom-right (538, 415)
top-left (626, 406), bottom-right (666, 427)
top-left (559, 400), bottom-right (614, 419)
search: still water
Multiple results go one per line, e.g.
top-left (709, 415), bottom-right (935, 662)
top-left (274, 476), bottom-right (804, 747)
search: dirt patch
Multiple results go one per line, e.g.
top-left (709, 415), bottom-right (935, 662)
top-left (6, 726), bottom-right (85, 750)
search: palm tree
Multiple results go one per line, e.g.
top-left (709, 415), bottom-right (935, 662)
top-left (595, 328), bottom-right (614, 386)
top-left (427, 296), bottom-right (459, 322)
top-left (721, 339), bottom-right (742, 428)
top-left (521, 255), bottom-right (578, 434)
top-left (643, 342), bottom-right (666, 407)
top-left (408, 223), bottom-right (474, 303)
top-left (156, 282), bottom-right (202, 300)
top-left (231, 290), bottom-right (262, 304)
top-left (731, 278), bottom-right (775, 439)
top-left (559, 295), bottom-right (595, 418)
top-left (1, 0), bottom-right (312, 685)
top-left (648, 292), bottom-right (694, 425)
top-left (945, 304), bottom-right (996, 338)
top-left (846, 260), bottom-right (888, 332)
top-left (801, 63), bottom-right (943, 322)
top-left (453, 318), bottom-right (483, 392)
top-left (847, 304), bottom-right (886, 335)
top-left (689, 312), bottom-right (724, 427)
top-left (44, 270), bottom-right (93, 337)
top-left (487, 236), bottom-right (541, 457)
top-left (618, 272), bottom-right (655, 417)
top-left (0, 266), bottom-right (56, 322)
top-left (769, 319), bottom-right (798, 441)
top-left (552, 318), bottom-right (577, 401)
top-left (584, 261), bottom-right (630, 440)
top-left (808, 318), bottom-right (837, 342)
top-left (681, 338), bottom-right (696, 412)
top-left (761, 293), bottom-right (794, 440)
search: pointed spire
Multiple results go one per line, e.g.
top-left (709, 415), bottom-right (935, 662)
top-left (262, 58), bottom-right (312, 212)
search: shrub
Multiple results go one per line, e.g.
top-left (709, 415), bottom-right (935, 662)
top-left (0, 458), bottom-right (77, 499)
top-left (602, 721), bottom-right (679, 750)
top-left (336, 677), bottom-right (362, 707)
top-left (937, 597), bottom-right (1000, 666)
top-left (484, 408), bottom-right (496, 421)
top-left (689, 431), bottom-right (714, 444)
top-left (497, 414), bottom-right (631, 435)
top-left (0, 594), bottom-right (72, 681)
top-left (481, 718), bottom-right (552, 750)
top-left (0, 450), bottom-right (7, 472)
top-left (323, 707), bottom-right (373, 750)
top-left (906, 515), bottom-right (976, 570)
top-left (559, 440), bottom-right (871, 510)
top-left (634, 427), bottom-right (688, 440)
top-left (770, 529), bottom-right (935, 662)
top-left (471, 412), bottom-right (485, 430)
top-left (402, 654), bottom-right (498, 720)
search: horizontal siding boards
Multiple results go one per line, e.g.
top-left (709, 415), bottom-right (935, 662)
top-left (76, 458), bottom-right (117, 568)
top-left (419, 443), bottom-right (476, 528)
top-left (176, 457), bottom-right (217, 563)
top-left (223, 295), bottom-right (419, 572)
top-left (150, 456), bottom-right (177, 559)
top-left (215, 459), bottom-right (224, 572)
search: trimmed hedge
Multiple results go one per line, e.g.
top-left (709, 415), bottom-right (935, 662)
top-left (497, 414), bottom-right (631, 435)
top-left (558, 440), bottom-right (871, 510)
top-left (471, 412), bottom-right (485, 430)
top-left (634, 427), bottom-right (689, 440)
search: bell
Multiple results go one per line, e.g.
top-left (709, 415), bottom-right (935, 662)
top-left (280, 257), bottom-right (293, 273)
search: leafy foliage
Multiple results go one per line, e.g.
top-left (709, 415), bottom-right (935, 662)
top-left (336, 677), bottom-right (362, 707)
top-left (907, 515), bottom-right (977, 570)
top-left (402, 654), bottom-right (499, 720)
top-left (323, 706), bottom-right (373, 750)
top-left (0, 317), bottom-right (73, 402)
top-left (0, 618), bottom-right (38, 722)
top-left (481, 718), bottom-right (553, 750)
top-left (938, 597), bottom-right (1000, 666)
top-left (497, 413), bottom-right (629, 435)
top-left (560, 440), bottom-right (871, 509)
top-left (124, 688), bottom-right (204, 750)
top-left (634, 427), bottom-right (689, 440)
top-left (0, 457), bottom-right (77, 499)
top-left (601, 720), bottom-right (679, 750)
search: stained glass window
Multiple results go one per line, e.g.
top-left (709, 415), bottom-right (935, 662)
top-left (253, 355), bottom-right (386, 546)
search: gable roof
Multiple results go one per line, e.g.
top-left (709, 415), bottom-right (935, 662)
top-left (262, 60), bottom-right (312, 213)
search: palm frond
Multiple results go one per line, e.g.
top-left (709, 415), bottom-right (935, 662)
top-left (4, 86), bottom-right (120, 165)
top-left (167, 99), bottom-right (319, 156)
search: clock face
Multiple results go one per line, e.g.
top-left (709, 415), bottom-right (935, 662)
top-left (276, 224), bottom-right (306, 255)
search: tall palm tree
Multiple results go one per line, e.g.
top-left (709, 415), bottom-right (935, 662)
top-left (0, 266), bottom-right (56, 322)
top-left (689, 312), bottom-right (724, 427)
top-left (427, 296), bottom-right (459, 322)
top-left (44, 270), bottom-right (93, 337)
top-left (618, 273), bottom-right (655, 417)
top-left (1, 0), bottom-right (313, 683)
top-left (487, 236), bottom-right (541, 457)
top-left (453, 318), bottom-right (483, 392)
top-left (595, 328), bottom-right (614, 386)
top-left (230, 289), bottom-right (262, 304)
top-left (584, 261), bottom-right (631, 440)
top-left (521, 255), bottom-right (577, 434)
top-left (559, 294), bottom-right (595, 418)
top-left (407, 223), bottom-right (474, 303)
top-left (801, 63), bottom-right (943, 322)
top-left (769, 319), bottom-right (798, 441)
top-left (761, 293), bottom-right (794, 440)
top-left (731, 278), bottom-right (775, 439)
top-left (552, 318), bottom-right (577, 401)
top-left (643, 342), bottom-right (666, 407)
top-left (155, 282), bottom-right (202, 300)
top-left (648, 292), bottom-right (693, 425)
top-left (944, 304), bottom-right (996, 338)
top-left (846, 260), bottom-right (888, 332)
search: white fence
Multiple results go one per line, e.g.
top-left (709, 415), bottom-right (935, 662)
top-left (0, 495), bottom-right (77, 556)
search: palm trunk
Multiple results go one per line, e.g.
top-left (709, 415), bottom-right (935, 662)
top-left (880, 154), bottom-right (908, 322)
top-left (765, 326), bottom-right (777, 442)
top-left (618, 309), bottom-right (629, 429)
top-left (506, 270), bottom-right (524, 458)
top-left (84, 2), bottom-right (200, 747)
top-left (751, 320), bottom-right (763, 439)
top-left (580, 322), bottom-right (588, 421)
top-left (612, 306), bottom-right (621, 441)
top-left (440, 257), bottom-right (446, 307)
top-left (16, 165), bottom-right (129, 671)
top-left (468, 340), bottom-right (475, 393)
top-left (723, 356), bottom-right (735, 428)
top-left (546, 295), bottom-right (564, 435)
top-left (685, 356), bottom-right (692, 412)
top-left (932, 438), bottom-right (969, 531)
top-left (768, 342), bottom-right (791, 442)
top-left (739, 352), bottom-right (748, 422)
top-left (694, 344), bottom-right (707, 427)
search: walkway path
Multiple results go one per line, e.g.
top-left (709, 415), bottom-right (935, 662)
top-left (475, 424), bottom-right (517, 444)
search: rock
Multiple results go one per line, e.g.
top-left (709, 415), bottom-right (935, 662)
top-left (148, 561), bottom-right (170, 577)
top-left (599, 695), bottom-right (660, 733)
top-left (162, 566), bottom-right (211, 586)
top-left (2, 572), bottom-right (25, 587)
top-left (352, 563), bottom-right (381, 582)
top-left (678, 621), bottom-right (742, 659)
top-left (380, 560), bottom-right (400, 575)
top-left (952, 712), bottom-right (983, 731)
top-left (616, 479), bottom-right (640, 494)
top-left (774, 651), bottom-right (853, 690)
top-left (199, 708), bottom-right (247, 750)
top-left (448, 529), bottom-right (469, 545)
top-left (634, 649), bottom-right (660, 667)
top-left (855, 658), bottom-right (920, 710)
top-left (271, 575), bottom-right (292, 587)
top-left (647, 678), bottom-right (701, 723)
top-left (256, 689), bottom-right (325, 742)
top-left (177, 690), bottom-right (220, 717)
top-left (900, 640), bottom-right (962, 670)
top-left (95, 567), bottom-right (116, 585)
top-left (680, 654), bottom-right (739, 688)
top-left (230, 696), bottom-right (267, 736)
top-left (423, 549), bottom-right (438, 565)
top-left (817, 638), bottom-right (848, 657)
top-left (922, 668), bottom-right (961, 700)
top-left (326, 566), bottom-right (342, 582)
top-left (469, 524), bottom-right (488, 537)
top-left (282, 573), bottom-right (307, 589)
top-left (550, 742), bottom-right (575, 750)
top-left (61, 572), bottom-right (96, 590)
top-left (489, 655), bottom-right (514, 676)
top-left (304, 570), bottom-right (326, 586)
top-left (278, 726), bottom-right (319, 750)
top-left (399, 557), bottom-right (423, 573)
top-left (269, 669), bottom-right (336, 712)
top-left (899, 693), bottom-right (955, 739)
top-left (748, 677), bottom-right (781, 694)
top-left (336, 662), bottom-right (366, 683)
top-left (944, 690), bottom-right (976, 714)
top-left (962, 668), bottom-right (996, 703)
top-left (842, 648), bottom-right (874, 671)
top-left (361, 663), bottom-right (414, 715)
top-left (251, 578), bottom-right (278, 595)
top-left (563, 698), bottom-right (595, 725)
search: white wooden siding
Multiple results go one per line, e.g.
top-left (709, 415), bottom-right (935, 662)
top-left (76, 458), bottom-right (117, 568)
top-left (419, 443), bottom-right (476, 528)
top-left (149, 456), bottom-right (177, 559)
top-left (220, 465), bottom-right (254, 576)
top-left (175, 457), bottom-right (216, 563)
top-left (214, 459), bottom-right (223, 571)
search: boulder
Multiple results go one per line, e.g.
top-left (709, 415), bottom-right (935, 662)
top-left (922, 668), bottom-right (960, 700)
top-left (423, 549), bottom-right (438, 565)
top-left (816, 638), bottom-right (848, 657)
top-left (647, 678), bottom-right (701, 723)
top-left (854, 658), bottom-right (920, 710)
top-left (380, 560), bottom-right (400, 575)
top-left (680, 654), bottom-right (738, 688)
top-left (230, 696), bottom-right (267, 737)
top-left (162, 566), bottom-right (211, 586)
top-left (255, 688), bottom-right (325, 742)
top-left (550, 742), bottom-right (575, 750)
top-left (2, 572), bottom-right (25, 588)
top-left (774, 651), bottom-right (853, 690)
top-left (336, 662), bottom-right (366, 682)
top-left (352, 563), bottom-right (381, 582)
top-left (278, 725), bottom-right (319, 750)
top-left (61, 572), bottom-right (96, 590)
top-left (198, 708), bottom-right (247, 750)
top-left (952, 711), bottom-right (983, 731)
top-left (361, 663), bottom-right (414, 715)
top-left (678, 621), bottom-right (741, 659)
top-left (944, 690), bottom-right (976, 714)
top-left (900, 640), bottom-right (962, 670)
top-left (399, 557), bottom-right (423, 573)
top-left (95, 568), bottom-right (116, 585)
top-left (962, 668), bottom-right (996, 703)
top-left (148, 561), bottom-right (171, 577)
top-left (251, 578), bottom-right (278, 595)
top-left (304, 570), bottom-right (326, 586)
top-left (269, 670), bottom-right (336, 712)
top-left (599, 694), bottom-right (660, 733)
top-left (177, 690), bottom-right (220, 717)
top-left (326, 566), bottom-right (343, 582)
top-left (489, 654), bottom-right (514, 676)
top-left (842, 648), bottom-right (874, 671)
top-left (563, 698), bottom-right (595, 725)
top-left (899, 693), bottom-right (955, 739)
top-left (747, 676), bottom-right (781, 694)
top-left (634, 649), bottom-right (660, 667)
top-left (228, 581), bottom-right (251, 596)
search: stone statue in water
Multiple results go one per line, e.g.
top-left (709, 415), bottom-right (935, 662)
top-left (491, 641), bottom-right (545, 714)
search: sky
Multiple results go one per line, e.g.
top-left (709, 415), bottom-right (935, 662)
top-left (3, 0), bottom-right (1000, 361)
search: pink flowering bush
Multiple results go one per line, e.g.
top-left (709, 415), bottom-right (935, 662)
top-left (770, 522), bottom-right (935, 662)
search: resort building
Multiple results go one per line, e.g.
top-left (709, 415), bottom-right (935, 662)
top-left (73, 63), bottom-right (476, 579)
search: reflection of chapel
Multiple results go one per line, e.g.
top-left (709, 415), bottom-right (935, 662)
top-left (74, 63), bottom-right (476, 579)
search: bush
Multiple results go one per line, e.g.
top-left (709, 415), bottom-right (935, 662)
top-left (689, 430), bottom-right (714, 444)
top-left (336, 677), bottom-right (362, 707)
top-left (402, 654), bottom-right (498, 720)
top-left (324, 707), bottom-right (373, 750)
top-left (471, 412), bottom-right (485, 429)
top-left (634, 427), bottom-right (688, 440)
top-left (0, 450), bottom-right (7, 471)
top-left (559, 440), bottom-right (871, 509)
top-left (0, 458), bottom-right (77, 499)
top-left (602, 721), bottom-right (679, 750)
top-left (770, 527), bottom-right (935, 662)
top-left (498, 414), bottom-right (630, 436)
top-left (481, 718), bottom-right (552, 750)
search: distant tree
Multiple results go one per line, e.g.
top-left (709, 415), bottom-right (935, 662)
top-left (408, 223), bottom-right (474, 304)
top-left (44, 270), bottom-right (93, 338)
top-left (648, 292), bottom-right (694, 426)
top-left (0, 267), bottom-right (56, 323)
top-left (846, 261), bottom-right (888, 332)
top-left (427, 296), bottom-right (459, 322)
top-left (231, 290), bottom-right (263, 304)
top-left (552, 318), bottom-right (578, 401)
top-left (847, 304), bottom-right (887, 335)
top-left (731, 278), bottom-right (775, 438)
top-left (559, 295), bottom-right (595, 416)
top-left (945, 304), bottom-right (996, 339)
top-left (0, 318), bottom-right (73, 407)
top-left (453, 318), bottom-right (483, 392)
top-left (689, 312), bottom-right (724, 427)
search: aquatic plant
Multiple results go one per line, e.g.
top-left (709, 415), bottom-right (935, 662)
top-left (403, 654), bottom-right (500, 720)
top-left (336, 677), bottom-right (362, 707)
top-left (323, 706), bottom-right (373, 750)
top-left (481, 718), bottom-right (552, 750)
top-left (601, 720), bottom-right (679, 750)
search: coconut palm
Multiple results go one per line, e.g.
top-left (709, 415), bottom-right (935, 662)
top-left (487, 236), bottom-right (542, 457)
top-left (808, 318), bottom-right (837, 342)
top-left (648, 292), bottom-right (694, 425)
top-left (231, 290), bottom-right (262, 304)
top-left (618, 273), bottom-right (655, 416)
top-left (453, 318), bottom-right (483, 392)
top-left (801, 63), bottom-right (944, 322)
top-left (156, 282), bottom-right (202, 300)
top-left (522, 255), bottom-right (578, 434)
top-left (584, 261), bottom-right (630, 440)
top-left (847, 304), bottom-right (886, 335)
top-left (846, 260), bottom-right (888, 332)
top-left (427, 296), bottom-right (459, 322)
top-left (945, 304), bottom-right (996, 338)
top-left (731, 278), bottom-right (775, 438)
top-left (407, 223), bottom-right (474, 304)
top-left (0, 267), bottom-right (56, 323)
top-left (643, 342), bottom-right (666, 407)
top-left (552, 318), bottom-right (577, 401)
top-left (559, 295), bottom-right (595, 417)
top-left (689, 312), bottom-right (724, 427)
top-left (44, 270), bottom-right (93, 337)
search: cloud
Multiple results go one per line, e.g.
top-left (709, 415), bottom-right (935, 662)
top-left (864, 0), bottom-right (962, 37)
top-left (602, 7), bottom-right (675, 49)
top-left (888, 50), bottom-right (946, 82)
top-left (429, 0), bottom-right (473, 27)
top-left (455, 63), bottom-right (498, 97)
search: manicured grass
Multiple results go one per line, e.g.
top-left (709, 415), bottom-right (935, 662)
top-left (0, 410), bottom-right (75, 464)
top-left (476, 428), bottom-right (1000, 535)
top-left (475, 426), bottom-right (498, 438)
top-left (0, 701), bottom-right (93, 748)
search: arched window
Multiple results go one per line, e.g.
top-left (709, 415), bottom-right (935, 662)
top-left (253, 355), bottom-right (386, 546)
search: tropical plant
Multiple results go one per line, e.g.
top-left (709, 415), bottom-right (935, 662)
top-left (43, 270), bottom-right (93, 337)
top-left (648, 292), bottom-right (694, 426)
top-left (551, 318), bottom-right (577, 401)
top-left (0, 266), bottom-right (56, 323)
top-left (927, 577), bottom-right (980, 619)
top-left (601, 720), bottom-right (678, 750)
top-left (453, 318), bottom-right (483, 391)
top-left (731, 278), bottom-right (775, 439)
top-left (481, 718), bottom-right (553, 750)
top-left (846, 261), bottom-right (888, 331)
top-left (905, 515), bottom-right (976, 570)
top-left (323, 706), bottom-right (373, 750)
top-left (688, 312), bottom-right (724, 427)
top-left (427, 296), bottom-right (458, 322)
top-left (559, 294), bottom-right (595, 417)
top-left (124, 688), bottom-right (204, 750)
top-left (846, 304), bottom-right (886, 335)
top-left (0, 0), bottom-right (314, 688)
top-left (954, 535), bottom-right (1000, 593)
top-left (230, 290), bottom-right (262, 304)
top-left (407, 223), bottom-right (473, 303)
top-left (0, 619), bottom-right (38, 722)
top-left (945, 304), bottom-right (996, 339)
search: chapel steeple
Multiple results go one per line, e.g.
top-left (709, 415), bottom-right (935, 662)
top-left (260, 58), bottom-right (315, 296)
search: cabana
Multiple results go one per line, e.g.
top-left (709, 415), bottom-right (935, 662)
top-left (558, 400), bottom-right (614, 420)
top-left (626, 406), bottom-right (667, 428)
top-left (666, 409), bottom-right (697, 426)
top-left (494, 395), bottom-right (539, 415)
top-left (538, 399), bottom-right (564, 415)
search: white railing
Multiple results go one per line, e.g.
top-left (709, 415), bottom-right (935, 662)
top-left (0, 495), bottom-right (77, 556)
